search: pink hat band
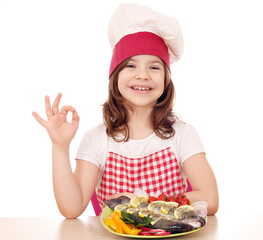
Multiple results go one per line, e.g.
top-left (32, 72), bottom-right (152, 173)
top-left (109, 31), bottom-right (170, 77)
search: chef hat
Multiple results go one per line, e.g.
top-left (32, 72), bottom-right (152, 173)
top-left (108, 3), bottom-right (184, 77)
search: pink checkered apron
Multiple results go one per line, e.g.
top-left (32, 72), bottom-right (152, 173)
top-left (97, 147), bottom-right (186, 209)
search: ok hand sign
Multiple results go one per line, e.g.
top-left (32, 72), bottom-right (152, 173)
top-left (32, 93), bottom-right (80, 148)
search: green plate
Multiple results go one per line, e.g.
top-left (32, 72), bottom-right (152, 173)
top-left (100, 206), bottom-right (206, 238)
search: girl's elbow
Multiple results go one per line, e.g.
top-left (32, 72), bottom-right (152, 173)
top-left (64, 213), bottom-right (79, 219)
top-left (207, 196), bottom-right (219, 215)
top-left (208, 204), bottom-right (218, 215)
top-left (59, 208), bottom-right (81, 219)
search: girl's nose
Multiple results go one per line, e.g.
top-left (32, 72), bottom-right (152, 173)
top-left (135, 68), bottom-right (150, 80)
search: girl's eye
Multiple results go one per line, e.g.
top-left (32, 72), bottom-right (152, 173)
top-left (126, 64), bottom-right (135, 68)
top-left (150, 66), bottom-right (160, 70)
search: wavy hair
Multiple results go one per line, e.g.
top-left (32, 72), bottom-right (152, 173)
top-left (102, 58), bottom-right (177, 142)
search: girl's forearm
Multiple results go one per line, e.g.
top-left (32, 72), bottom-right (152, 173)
top-left (52, 144), bottom-right (83, 218)
top-left (184, 190), bottom-right (219, 215)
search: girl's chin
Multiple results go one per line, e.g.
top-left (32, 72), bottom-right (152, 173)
top-left (126, 101), bottom-right (156, 110)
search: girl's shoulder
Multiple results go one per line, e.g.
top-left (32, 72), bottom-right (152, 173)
top-left (172, 119), bottom-right (195, 134)
top-left (76, 123), bottom-right (108, 167)
top-left (85, 123), bottom-right (107, 139)
top-left (84, 123), bottom-right (107, 136)
top-left (171, 120), bottom-right (205, 163)
top-left (171, 120), bottom-right (202, 144)
top-left (82, 123), bottom-right (108, 145)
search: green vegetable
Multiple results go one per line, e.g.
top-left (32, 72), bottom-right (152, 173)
top-left (120, 211), bottom-right (153, 227)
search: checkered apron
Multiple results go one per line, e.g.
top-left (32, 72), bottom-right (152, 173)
top-left (97, 147), bottom-right (186, 209)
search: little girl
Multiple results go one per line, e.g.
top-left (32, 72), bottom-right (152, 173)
top-left (32, 3), bottom-right (218, 218)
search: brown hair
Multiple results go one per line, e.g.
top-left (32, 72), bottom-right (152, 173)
top-left (102, 58), bottom-right (177, 142)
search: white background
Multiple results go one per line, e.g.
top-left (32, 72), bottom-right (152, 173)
top-left (0, 0), bottom-right (262, 218)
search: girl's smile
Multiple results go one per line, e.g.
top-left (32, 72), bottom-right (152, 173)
top-left (118, 55), bottom-right (165, 109)
top-left (130, 85), bottom-right (152, 93)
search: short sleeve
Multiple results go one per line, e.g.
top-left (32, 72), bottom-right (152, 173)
top-left (174, 122), bottom-right (205, 164)
top-left (75, 124), bottom-right (107, 168)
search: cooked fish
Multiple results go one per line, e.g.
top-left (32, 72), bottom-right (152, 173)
top-left (104, 196), bottom-right (206, 234)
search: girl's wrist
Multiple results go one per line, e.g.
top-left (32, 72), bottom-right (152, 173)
top-left (52, 142), bottom-right (70, 153)
top-left (52, 143), bottom-right (70, 164)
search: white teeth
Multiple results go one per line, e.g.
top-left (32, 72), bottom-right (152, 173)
top-left (132, 87), bottom-right (151, 91)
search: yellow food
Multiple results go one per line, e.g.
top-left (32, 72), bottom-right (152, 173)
top-left (174, 205), bottom-right (195, 220)
top-left (126, 208), bottom-right (138, 214)
top-left (104, 212), bottom-right (142, 235)
top-left (104, 212), bottom-right (123, 233)
top-left (130, 196), bottom-right (149, 208)
top-left (160, 202), bottom-right (178, 215)
top-left (147, 201), bottom-right (166, 211)
top-left (138, 209), bottom-right (151, 218)
top-left (114, 204), bottom-right (131, 214)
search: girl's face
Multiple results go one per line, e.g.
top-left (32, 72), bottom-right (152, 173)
top-left (118, 55), bottom-right (165, 110)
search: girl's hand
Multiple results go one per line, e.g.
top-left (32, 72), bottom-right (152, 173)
top-left (32, 93), bottom-right (80, 148)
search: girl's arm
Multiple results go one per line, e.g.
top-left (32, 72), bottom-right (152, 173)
top-left (183, 153), bottom-right (219, 215)
top-left (52, 147), bottom-right (99, 218)
top-left (33, 93), bottom-right (96, 218)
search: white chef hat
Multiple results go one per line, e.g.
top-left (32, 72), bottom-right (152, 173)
top-left (108, 3), bottom-right (184, 77)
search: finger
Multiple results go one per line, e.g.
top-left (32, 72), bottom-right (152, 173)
top-left (60, 105), bottom-right (75, 116)
top-left (45, 95), bottom-right (53, 119)
top-left (32, 111), bottom-right (47, 128)
top-left (52, 93), bottom-right (62, 115)
top-left (72, 110), bottom-right (80, 122)
top-left (72, 111), bottom-right (80, 126)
